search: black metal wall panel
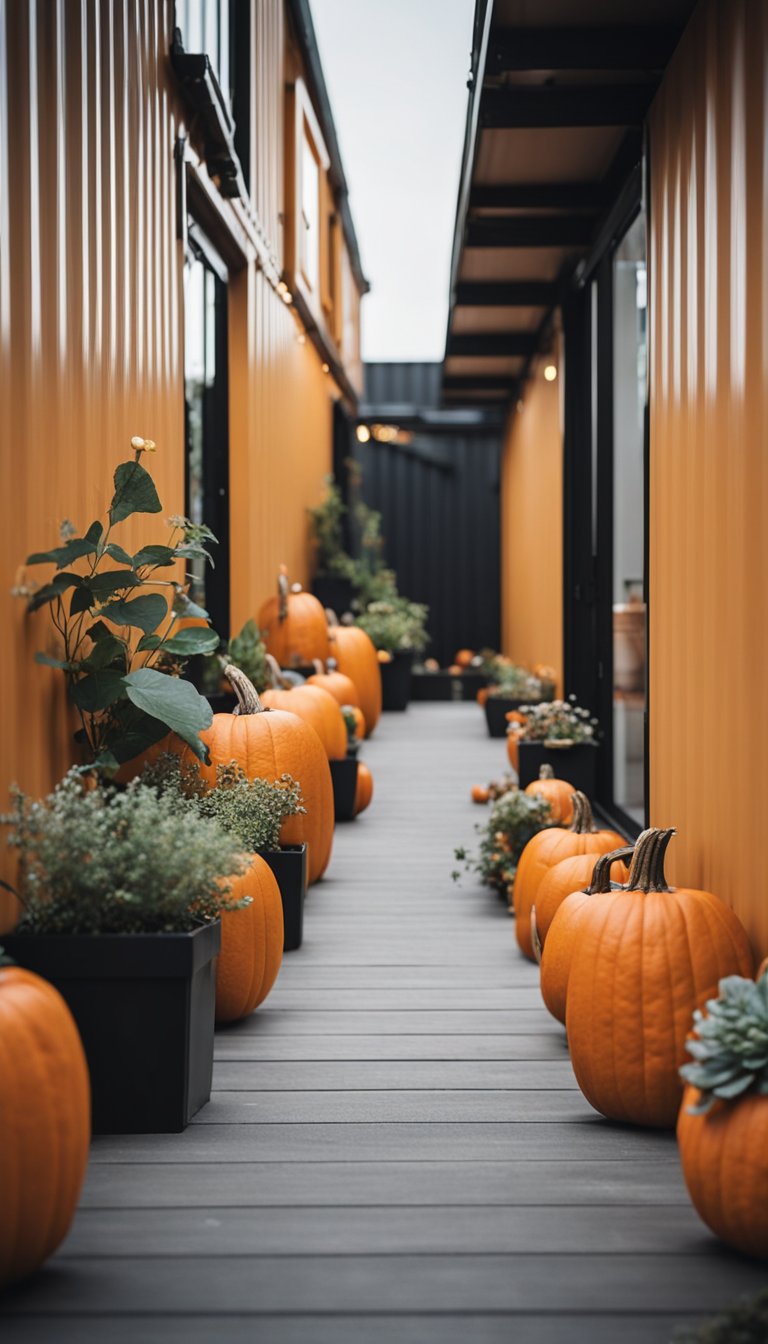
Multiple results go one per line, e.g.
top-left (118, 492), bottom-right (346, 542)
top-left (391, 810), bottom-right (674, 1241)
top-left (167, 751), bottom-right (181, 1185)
top-left (353, 364), bottom-right (502, 666)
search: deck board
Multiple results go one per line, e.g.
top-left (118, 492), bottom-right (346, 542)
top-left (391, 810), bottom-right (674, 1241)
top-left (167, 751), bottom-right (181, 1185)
top-left (2, 703), bottom-right (763, 1339)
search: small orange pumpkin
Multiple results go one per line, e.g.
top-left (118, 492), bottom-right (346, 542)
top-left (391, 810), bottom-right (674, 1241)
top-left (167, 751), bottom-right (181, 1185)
top-left (505, 712), bottom-right (526, 772)
top-left (354, 762), bottom-right (374, 816)
top-left (454, 649), bottom-right (475, 668)
top-left (538, 846), bottom-right (634, 1018)
top-left (0, 958), bottom-right (91, 1287)
top-left (377, 649), bottom-right (393, 663)
top-left (477, 688), bottom-right (489, 707)
top-left (215, 856), bottom-right (284, 1023)
top-left (307, 661), bottom-right (363, 722)
top-left (258, 566), bottom-right (330, 668)
top-left (327, 616), bottom-right (382, 737)
top-left (471, 784), bottom-right (490, 804)
top-left (524, 764), bottom-right (575, 825)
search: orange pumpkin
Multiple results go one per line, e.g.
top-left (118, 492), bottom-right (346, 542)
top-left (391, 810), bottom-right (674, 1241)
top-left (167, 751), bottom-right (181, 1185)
top-left (377, 649), bottom-right (392, 664)
top-left (260, 655), bottom-right (347, 761)
top-left (471, 784), bottom-right (490, 804)
top-left (524, 764), bottom-right (575, 825)
top-left (307, 661), bottom-right (363, 720)
top-left (532, 847), bottom-right (631, 952)
top-left (215, 856), bottom-right (284, 1023)
top-left (258, 567), bottom-right (330, 668)
top-left (512, 794), bottom-right (624, 961)
top-left (678, 1086), bottom-right (768, 1257)
top-left (567, 829), bottom-right (755, 1128)
top-left (477, 688), bottom-right (489, 707)
top-left (454, 649), bottom-right (475, 668)
top-left (505, 712), bottom-right (526, 772)
top-left (354, 762), bottom-right (374, 816)
top-left (327, 617), bottom-right (382, 737)
top-left (187, 666), bottom-right (334, 885)
top-left (0, 959), bottom-right (90, 1287)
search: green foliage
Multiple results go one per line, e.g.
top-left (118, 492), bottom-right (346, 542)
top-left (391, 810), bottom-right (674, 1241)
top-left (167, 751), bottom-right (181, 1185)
top-left (226, 621), bottom-right (270, 693)
top-left (487, 663), bottom-right (551, 700)
top-left (307, 476), bottom-right (354, 579)
top-left (673, 1289), bottom-right (768, 1343)
top-left (16, 440), bottom-right (219, 771)
top-left (680, 972), bottom-right (768, 1114)
top-left (142, 755), bottom-right (305, 853)
top-left (454, 789), bottom-right (553, 896)
top-left (355, 599), bottom-right (430, 655)
top-left (2, 770), bottom-right (249, 934)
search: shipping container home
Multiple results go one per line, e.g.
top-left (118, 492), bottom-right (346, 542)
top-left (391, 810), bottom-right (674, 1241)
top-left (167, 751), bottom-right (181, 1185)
top-left (0, 0), bottom-right (367, 922)
top-left (444, 0), bottom-right (767, 953)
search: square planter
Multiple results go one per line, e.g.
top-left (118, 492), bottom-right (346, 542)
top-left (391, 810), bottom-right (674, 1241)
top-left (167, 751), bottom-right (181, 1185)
top-left (484, 695), bottom-right (528, 738)
top-left (411, 670), bottom-right (454, 701)
top-left (329, 756), bottom-right (359, 822)
top-left (2, 922), bottom-right (220, 1134)
top-left (380, 650), bottom-right (414, 711)
top-left (311, 574), bottom-right (356, 616)
top-left (459, 671), bottom-right (488, 702)
top-left (258, 844), bottom-right (307, 952)
top-left (517, 740), bottom-right (598, 796)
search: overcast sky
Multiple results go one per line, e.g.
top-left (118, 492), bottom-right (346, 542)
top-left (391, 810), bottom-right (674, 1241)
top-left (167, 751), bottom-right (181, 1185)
top-left (310, 0), bottom-right (475, 363)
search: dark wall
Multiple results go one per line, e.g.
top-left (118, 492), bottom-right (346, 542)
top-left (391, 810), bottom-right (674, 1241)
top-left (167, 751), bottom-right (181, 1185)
top-left (351, 364), bottom-right (503, 666)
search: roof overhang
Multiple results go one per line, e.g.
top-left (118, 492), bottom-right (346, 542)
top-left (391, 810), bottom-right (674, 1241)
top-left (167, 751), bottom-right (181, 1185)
top-left (442, 0), bottom-right (698, 407)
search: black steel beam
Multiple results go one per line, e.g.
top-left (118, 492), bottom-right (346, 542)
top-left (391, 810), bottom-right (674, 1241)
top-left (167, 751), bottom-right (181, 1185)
top-left (479, 83), bottom-right (658, 129)
top-left (448, 333), bottom-right (536, 358)
top-left (488, 25), bottom-right (684, 72)
top-left (469, 181), bottom-right (604, 211)
top-left (466, 215), bottom-right (595, 248)
top-left (444, 376), bottom-right (518, 393)
top-left (454, 280), bottom-right (560, 307)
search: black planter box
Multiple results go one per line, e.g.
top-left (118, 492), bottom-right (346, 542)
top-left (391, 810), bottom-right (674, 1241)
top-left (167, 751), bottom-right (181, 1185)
top-left (311, 574), bottom-right (356, 617)
top-left (329, 756), bottom-right (359, 821)
top-left (2, 923), bottom-right (220, 1134)
top-left (484, 695), bottom-right (529, 738)
top-left (517, 741), bottom-right (598, 796)
top-left (412, 670), bottom-right (488, 702)
top-left (257, 844), bottom-right (307, 951)
top-left (380, 650), bottom-right (414, 711)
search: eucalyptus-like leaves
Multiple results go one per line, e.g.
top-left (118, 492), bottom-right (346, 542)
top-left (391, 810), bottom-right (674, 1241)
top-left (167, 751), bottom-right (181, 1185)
top-left (681, 970), bottom-right (768, 1114)
top-left (17, 440), bottom-right (220, 771)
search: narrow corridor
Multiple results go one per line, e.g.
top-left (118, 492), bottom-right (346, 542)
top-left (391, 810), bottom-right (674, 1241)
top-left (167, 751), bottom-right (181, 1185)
top-left (4, 704), bottom-right (766, 1341)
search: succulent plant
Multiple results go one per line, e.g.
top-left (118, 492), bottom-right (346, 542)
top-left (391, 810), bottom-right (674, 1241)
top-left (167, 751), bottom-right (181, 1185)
top-left (680, 971), bottom-right (768, 1114)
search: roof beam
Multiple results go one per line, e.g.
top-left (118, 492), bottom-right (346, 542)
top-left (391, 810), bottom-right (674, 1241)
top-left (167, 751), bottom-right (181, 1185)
top-left (444, 376), bottom-right (518, 393)
top-left (454, 280), bottom-right (560, 306)
top-left (469, 182), bottom-right (603, 211)
top-left (488, 25), bottom-right (683, 72)
top-left (448, 333), bottom-right (537, 357)
top-left (479, 84), bottom-right (657, 129)
top-left (466, 216), bottom-right (594, 248)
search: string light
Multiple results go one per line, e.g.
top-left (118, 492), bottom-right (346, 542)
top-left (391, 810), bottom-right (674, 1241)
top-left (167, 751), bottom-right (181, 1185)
top-left (544, 364), bottom-right (557, 382)
top-left (356, 425), bottom-right (371, 443)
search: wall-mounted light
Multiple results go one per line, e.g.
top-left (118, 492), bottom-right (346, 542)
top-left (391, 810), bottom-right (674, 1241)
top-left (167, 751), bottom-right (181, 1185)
top-left (356, 425), bottom-right (370, 443)
top-left (544, 363), bottom-right (558, 382)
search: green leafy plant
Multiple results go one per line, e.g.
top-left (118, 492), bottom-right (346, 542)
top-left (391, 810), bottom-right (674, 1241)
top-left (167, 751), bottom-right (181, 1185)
top-left (512, 695), bottom-right (599, 744)
top-left (486, 662), bottom-right (551, 700)
top-left (673, 1289), bottom-right (768, 1343)
top-left (453, 789), bottom-right (552, 896)
top-left (680, 972), bottom-right (768, 1114)
top-left (356, 598), bottom-right (430, 655)
top-left (142, 755), bottom-right (305, 853)
top-left (16, 438), bottom-right (219, 771)
top-left (307, 476), bottom-right (356, 581)
top-left (227, 621), bottom-right (270, 693)
top-left (1, 770), bottom-right (249, 934)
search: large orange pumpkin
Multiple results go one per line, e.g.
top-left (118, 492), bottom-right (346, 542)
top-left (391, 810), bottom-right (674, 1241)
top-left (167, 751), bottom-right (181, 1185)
top-left (215, 856), bottom-right (284, 1023)
top-left (531, 846), bottom-right (631, 953)
top-left (677, 1086), bottom-right (768, 1257)
top-left (188, 666), bottom-right (334, 885)
top-left (354, 762), bottom-right (374, 816)
top-left (258, 567), bottom-right (330, 668)
top-left (327, 617), bottom-right (382, 737)
top-left (0, 959), bottom-right (91, 1287)
top-left (260, 655), bottom-right (347, 761)
top-left (524, 764), bottom-right (576, 825)
top-left (512, 794), bottom-right (624, 961)
top-left (566, 829), bottom-right (755, 1128)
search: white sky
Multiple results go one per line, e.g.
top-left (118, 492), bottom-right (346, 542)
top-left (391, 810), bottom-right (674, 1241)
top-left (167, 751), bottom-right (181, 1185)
top-left (310, 0), bottom-right (476, 362)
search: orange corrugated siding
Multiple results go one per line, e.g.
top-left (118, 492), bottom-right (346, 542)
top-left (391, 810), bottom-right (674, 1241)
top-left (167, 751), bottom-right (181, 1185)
top-left (648, 0), bottom-right (768, 952)
top-left (0, 0), bottom-right (358, 927)
top-left (500, 351), bottom-right (563, 691)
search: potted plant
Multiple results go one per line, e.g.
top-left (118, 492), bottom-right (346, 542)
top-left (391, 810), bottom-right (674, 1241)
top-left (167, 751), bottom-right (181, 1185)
top-left (307, 475), bottom-right (358, 614)
top-left (453, 788), bottom-right (553, 910)
top-left (482, 660), bottom-right (554, 737)
top-left (355, 598), bottom-right (430, 711)
top-left (145, 755), bottom-right (308, 953)
top-left (0, 771), bottom-right (249, 1133)
top-left (677, 967), bottom-right (768, 1257)
top-left (15, 437), bottom-right (219, 774)
top-left (511, 696), bottom-right (600, 793)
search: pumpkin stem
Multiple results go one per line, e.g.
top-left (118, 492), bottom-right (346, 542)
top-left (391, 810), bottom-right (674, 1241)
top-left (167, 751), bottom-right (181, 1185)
top-left (568, 792), bottom-right (595, 834)
top-left (222, 663), bottom-right (267, 716)
top-left (531, 909), bottom-right (543, 964)
top-left (278, 565), bottom-right (289, 622)
top-left (325, 608), bottom-right (339, 627)
top-left (624, 828), bottom-right (676, 892)
top-left (312, 658), bottom-right (325, 675)
top-left (538, 764), bottom-right (555, 780)
top-left (585, 845), bottom-right (636, 894)
top-left (0, 944), bottom-right (16, 968)
top-left (265, 653), bottom-right (290, 690)
top-left (648, 827), bottom-right (676, 892)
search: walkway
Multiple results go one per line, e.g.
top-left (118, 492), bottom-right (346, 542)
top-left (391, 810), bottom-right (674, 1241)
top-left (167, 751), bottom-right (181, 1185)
top-left (4, 704), bottom-right (766, 1340)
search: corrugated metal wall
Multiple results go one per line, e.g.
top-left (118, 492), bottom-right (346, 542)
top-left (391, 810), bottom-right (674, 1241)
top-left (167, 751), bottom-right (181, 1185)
top-left (0, 0), bottom-right (357, 926)
top-left (500, 352), bottom-right (564, 691)
top-left (357, 364), bottom-right (502, 666)
top-left (648, 0), bottom-right (768, 952)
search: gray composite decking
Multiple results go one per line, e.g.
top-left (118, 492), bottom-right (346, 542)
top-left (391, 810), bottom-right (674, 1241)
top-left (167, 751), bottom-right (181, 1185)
top-left (3, 703), bottom-right (766, 1342)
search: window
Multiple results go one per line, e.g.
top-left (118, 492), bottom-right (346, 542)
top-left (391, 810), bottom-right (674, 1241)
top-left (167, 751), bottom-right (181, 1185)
top-left (285, 80), bottom-right (331, 329)
top-left (301, 135), bottom-right (320, 294)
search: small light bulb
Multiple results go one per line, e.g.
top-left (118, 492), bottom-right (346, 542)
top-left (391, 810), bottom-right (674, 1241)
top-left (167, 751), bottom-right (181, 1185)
top-left (282, 290), bottom-right (293, 305)
top-left (544, 364), bottom-right (557, 382)
top-left (297, 333), bottom-right (306, 345)
top-left (322, 363), bottom-right (330, 374)
top-left (356, 425), bottom-right (371, 443)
